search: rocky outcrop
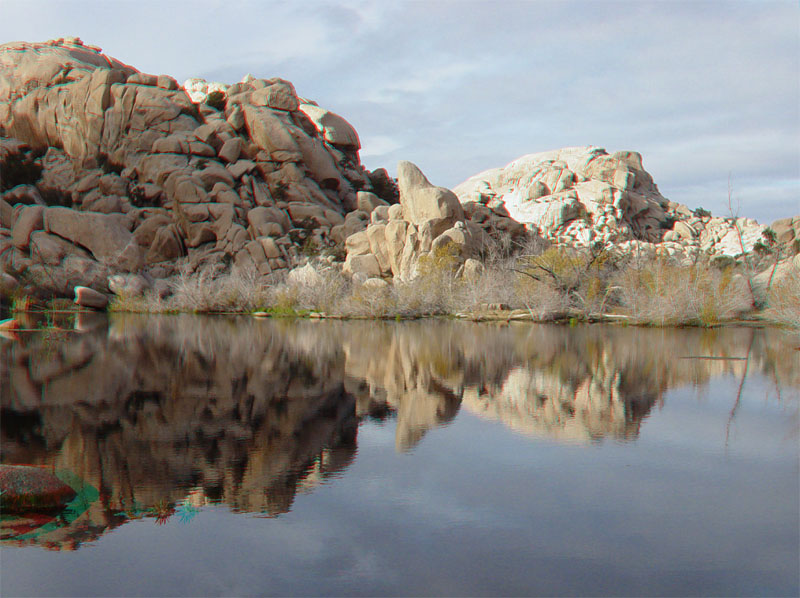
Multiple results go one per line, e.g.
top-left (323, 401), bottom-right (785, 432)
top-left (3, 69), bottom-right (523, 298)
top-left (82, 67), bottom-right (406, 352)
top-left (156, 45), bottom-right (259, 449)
top-left (342, 161), bottom-right (524, 282)
top-left (453, 146), bottom-right (778, 261)
top-left (771, 215), bottom-right (800, 253)
top-left (1, 38), bottom-right (393, 299)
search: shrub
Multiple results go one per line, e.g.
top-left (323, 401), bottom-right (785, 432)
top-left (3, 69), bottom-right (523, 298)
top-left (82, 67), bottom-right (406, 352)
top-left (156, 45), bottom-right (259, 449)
top-left (514, 244), bottom-right (619, 316)
top-left (762, 266), bottom-right (800, 327)
top-left (614, 259), bottom-right (751, 326)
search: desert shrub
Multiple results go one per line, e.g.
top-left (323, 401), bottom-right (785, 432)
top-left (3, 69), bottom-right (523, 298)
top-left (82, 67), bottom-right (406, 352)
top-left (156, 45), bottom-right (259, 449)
top-left (136, 266), bottom-right (272, 314)
top-left (513, 244), bottom-right (620, 316)
top-left (762, 266), bottom-right (800, 327)
top-left (615, 260), bottom-right (751, 326)
top-left (280, 266), bottom-right (350, 314)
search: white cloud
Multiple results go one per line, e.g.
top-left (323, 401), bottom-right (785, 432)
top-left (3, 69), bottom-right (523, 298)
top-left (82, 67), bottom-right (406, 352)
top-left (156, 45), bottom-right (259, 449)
top-left (359, 135), bottom-right (404, 158)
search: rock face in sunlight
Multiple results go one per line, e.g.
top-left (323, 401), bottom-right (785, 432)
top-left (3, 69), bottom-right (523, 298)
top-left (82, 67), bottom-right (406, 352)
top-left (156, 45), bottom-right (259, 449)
top-left (342, 161), bottom-right (526, 282)
top-left (453, 146), bottom-right (773, 260)
top-left (0, 37), bottom-right (393, 299)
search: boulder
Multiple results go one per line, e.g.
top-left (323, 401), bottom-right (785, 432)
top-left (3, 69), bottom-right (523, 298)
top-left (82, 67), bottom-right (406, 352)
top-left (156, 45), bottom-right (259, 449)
top-left (459, 258), bottom-right (484, 280)
top-left (345, 231), bottom-right (371, 256)
top-left (29, 231), bottom-right (93, 264)
top-left (133, 214), bottom-right (172, 246)
top-left (227, 159), bottom-right (256, 179)
top-left (431, 223), bottom-right (475, 257)
top-left (108, 273), bottom-right (151, 297)
top-left (11, 205), bottom-right (45, 249)
top-left (344, 253), bottom-right (381, 278)
top-left (147, 224), bottom-right (184, 263)
top-left (371, 205), bottom-right (391, 224)
top-left (44, 207), bottom-right (143, 271)
top-left (287, 263), bottom-right (323, 286)
top-left (217, 137), bottom-right (243, 163)
top-left (357, 191), bottom-right (389, 213)
top-left (297, 103), bottom-right (360, 149)
top-left (287, 203), bottom-right (331, 227)
top-left (248, 206), bottom-right (290, 236)
top-left (453, 146), bottom-right (668, 245)
top-left (74, 285), bottom-right (109, 309)
top-left (366, 223), bottom-right (391, 274)
top-left (0, 465), bottom-right (77, 512)
top-left (362, 277), bottom-right (390, 291)
top-left (243, 105), bottom-right (302, 160)
top-left (771, 216), bottom-right (799, 246)
top-left (250, 81), bottom-right (299, 112)
top-left (397, 161), bottom-right (465, 226)
top-left (384, 220), bottom-right (408, 277)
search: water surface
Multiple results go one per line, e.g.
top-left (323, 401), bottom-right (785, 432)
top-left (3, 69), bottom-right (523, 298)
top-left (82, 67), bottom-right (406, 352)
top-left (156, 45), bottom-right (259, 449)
top-left (1, 315), bottom-right (798, 596)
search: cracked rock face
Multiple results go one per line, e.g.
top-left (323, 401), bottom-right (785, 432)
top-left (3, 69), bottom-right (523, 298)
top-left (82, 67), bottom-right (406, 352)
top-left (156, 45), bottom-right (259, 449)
top-left (343, 161), bottom-right (526, 282)
top-left (1, 38), bottom-right (398, 298)
top-left (453, 146), bottom-right (790, 261)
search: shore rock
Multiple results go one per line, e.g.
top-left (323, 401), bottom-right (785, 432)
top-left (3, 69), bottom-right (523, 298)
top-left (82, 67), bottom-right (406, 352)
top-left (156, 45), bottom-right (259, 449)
top-left (74, 285), bottom-right (109, 309)
top-left (0, 465), bottom-right (77, 512)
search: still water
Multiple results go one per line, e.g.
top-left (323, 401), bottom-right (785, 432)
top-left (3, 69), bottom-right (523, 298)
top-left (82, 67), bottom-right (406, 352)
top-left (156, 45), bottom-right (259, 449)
top-left (1, 315), bottom-right (798, 597)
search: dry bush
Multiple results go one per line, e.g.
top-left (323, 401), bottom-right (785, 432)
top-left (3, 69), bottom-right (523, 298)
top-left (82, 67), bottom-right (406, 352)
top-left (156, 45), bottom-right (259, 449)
top-left (615, 260), bottom-right (752, 326)
top-left (166, 266), bottom-right (269, 313)
top-left (762, 265), bottom-right (800, 327)
top-left (277, 266), bottom-right (351, 314)
top-left (111, 265), bottom-right (274, 314)
top-left (513, 245), bottom-right (619, 316)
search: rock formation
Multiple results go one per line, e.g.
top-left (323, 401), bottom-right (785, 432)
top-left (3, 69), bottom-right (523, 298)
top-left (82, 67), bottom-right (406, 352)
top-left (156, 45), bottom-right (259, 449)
top-left (454, 146), bottom-right (788, 261)
top-left (0, 38), bottom-right (394, 298)
top-left (342, 160), bottom-right (524, 282)
top-left (1, 38), bottom-right (796, 303)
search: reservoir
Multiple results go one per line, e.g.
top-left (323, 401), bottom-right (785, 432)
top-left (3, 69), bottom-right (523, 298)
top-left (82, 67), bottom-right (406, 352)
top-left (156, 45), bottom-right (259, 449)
top-left (1, 316), bottom-right (798, 597)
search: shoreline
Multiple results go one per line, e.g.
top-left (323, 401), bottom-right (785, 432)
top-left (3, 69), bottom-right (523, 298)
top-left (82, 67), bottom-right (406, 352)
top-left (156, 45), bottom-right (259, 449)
top-left (1, 303), bottom-right (794, 331)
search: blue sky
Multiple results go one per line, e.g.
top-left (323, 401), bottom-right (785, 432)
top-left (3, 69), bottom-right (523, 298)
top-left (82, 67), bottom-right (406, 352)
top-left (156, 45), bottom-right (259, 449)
top-left (2, 0), bottom-right (798, 222)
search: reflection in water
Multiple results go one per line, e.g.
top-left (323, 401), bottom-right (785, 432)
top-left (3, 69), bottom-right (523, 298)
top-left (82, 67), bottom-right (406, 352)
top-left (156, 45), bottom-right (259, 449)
top-left (1, 315), bottom-right (798, 550)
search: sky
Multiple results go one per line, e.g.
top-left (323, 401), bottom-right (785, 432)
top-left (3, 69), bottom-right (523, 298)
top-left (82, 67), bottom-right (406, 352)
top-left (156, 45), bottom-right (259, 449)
top-left (2, 0), bottom-right (798, 223)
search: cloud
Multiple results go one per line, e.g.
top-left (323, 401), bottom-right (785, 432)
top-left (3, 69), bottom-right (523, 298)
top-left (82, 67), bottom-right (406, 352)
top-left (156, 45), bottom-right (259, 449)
top-left (359, 135), bottom-right (404, 158)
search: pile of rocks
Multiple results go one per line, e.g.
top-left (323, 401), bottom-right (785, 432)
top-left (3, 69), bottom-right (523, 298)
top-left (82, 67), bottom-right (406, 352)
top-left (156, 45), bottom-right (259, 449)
top-left (342, 161), bottom-right (525, 282)
top-left (0, 38), bottom-right (395, 299)
top-left (453, 146), bottom-right (784, 261)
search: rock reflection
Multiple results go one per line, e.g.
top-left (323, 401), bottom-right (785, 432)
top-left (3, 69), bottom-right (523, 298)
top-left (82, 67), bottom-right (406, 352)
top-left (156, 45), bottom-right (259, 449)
top-left (1, 315), bottom-right (798, 549)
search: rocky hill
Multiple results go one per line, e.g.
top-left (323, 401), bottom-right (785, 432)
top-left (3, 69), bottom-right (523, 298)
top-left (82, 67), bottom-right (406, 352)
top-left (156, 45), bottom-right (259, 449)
top-left (1, 38), bottom-right (797, 305)
top-left (0, 37), bottom-right (396, 298)
top-left (454, 146), bottom-right (797, 260)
